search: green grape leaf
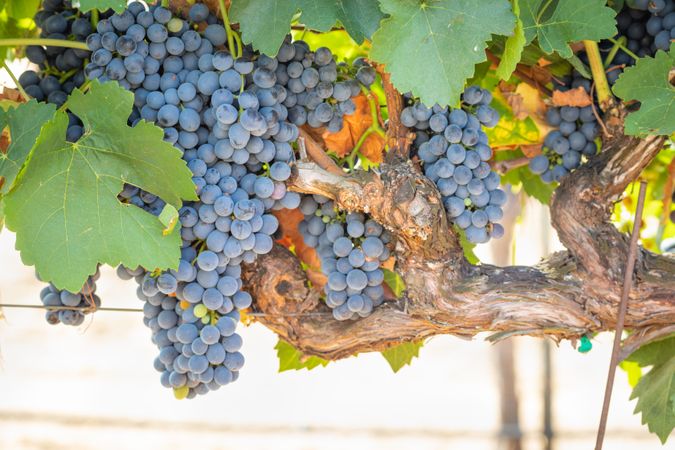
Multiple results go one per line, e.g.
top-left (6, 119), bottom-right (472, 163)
top-left (520, 0), bottom-right (616, 58)
top-left (456, 227), bottom-right (479, 263)
top-left (75, 0), bottom-right (127, 13)
top-left (369, 0), bottom-right (515, 106)
top-left (496, 0), bottom-right (526, 81)
top-left (158, 204), bottom-right (179, 236)
top-left (230, 0), bottom-right (384, 56)
top-left (626, 335), bottom-right (675, 443)
top-left (3, 81), bottom-right (198, 292)
top-left (5, 0), bottom-right (40, 20)
top-left (381, 340), bottom-right (424, 373)
top-left (275, 339), bottom-right (330, 372)
top-left (0, 100), bottom-right (57, 195)
top-left (612, 44), bottom-right (675, 137)
top-left (619, 360), bottom-right (643, 388)
top-left (566, 54), bottom-right (591, 79)
top-left (0, 9), bottom-right (33, 60)
top-left (382, 268), bottom-right (405, 298)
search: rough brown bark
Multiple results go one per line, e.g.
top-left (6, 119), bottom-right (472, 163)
top-left (241, 105), bottom-right (674, 361)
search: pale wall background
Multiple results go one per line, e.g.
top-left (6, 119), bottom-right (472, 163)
top-left (0, 195), bottom-right (665, 450)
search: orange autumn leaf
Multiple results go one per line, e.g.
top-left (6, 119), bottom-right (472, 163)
top-left (273, 208), bottom-right (326, 291)
top-left (322, 94), bottom-right (385, 163)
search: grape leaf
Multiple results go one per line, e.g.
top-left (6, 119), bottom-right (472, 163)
top-left (496, 0), bottom-right (526, 81)
top-left (0, 100), bottom-right (56, 195)
top-left (369, 0), bottom-right (515, 106)
top-left (381, 340), bottom-right (423, 373)
top-left (3, 81), bottom-right (198, 292)
top-left (456, 227), bottom-right (479, 263)
top-left (626, 335), bottom-right (675, 444)
top-left (519, 0), bottom-right (616, 58)
top-left (74, 0), bottom-right (127, 13)
top-left (230, 0), bottom-right (384, 56)
top-left (619, 360), bottom-right (642, 388)
top-left (275, 339), bottom-right (330, 372)
top-left (5, 0), bottom-right (40, 20)
top-left (382, 268), bottom-right (405, 298)
top-left (612, 44), bottom-right (675, 137)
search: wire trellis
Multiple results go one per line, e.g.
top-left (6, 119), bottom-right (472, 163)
top-left (0, 303), bottom-right (334, 318)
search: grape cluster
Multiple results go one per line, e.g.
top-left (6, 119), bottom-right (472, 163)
top-left (401, 86), bottom-right (505, 244)
top-left (529, 73), bottom-right (599, 183)
top-left (18, 0), bottom-right (98, 142)
top-left (80, 2), bottom-right (293, 397)
top-left (75, 1), bottom-right (373, 397)
top-left (117, 263), bottom-right (245, 395)
top-left (299, 195), bottom-right (389, 320)
top-left (267, 37), bottom-right (358, 132)
top-left (39, 270), bottom-right (100, 326)
top-left (600, 0), bottom-right (674, 83)
top-left (19, 0), bottom-right (96, 106)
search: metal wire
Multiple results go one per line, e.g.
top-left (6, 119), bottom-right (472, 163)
top-left (0, 303), bottom-right (334, 317)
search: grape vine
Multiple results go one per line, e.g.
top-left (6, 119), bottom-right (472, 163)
top-left (0, 0), bottom-right (672, 443)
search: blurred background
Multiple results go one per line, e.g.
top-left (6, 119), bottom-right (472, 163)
top-left (0, 190), bottom-right (666, 450)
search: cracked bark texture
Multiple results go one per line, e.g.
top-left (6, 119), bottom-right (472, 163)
top-left (240, 106), bottom-right (674, 361)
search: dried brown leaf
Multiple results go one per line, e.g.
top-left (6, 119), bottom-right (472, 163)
top-left (551, 86), bottom-right (593, 107)
top-left (521, 143), bottom-right (543, 158)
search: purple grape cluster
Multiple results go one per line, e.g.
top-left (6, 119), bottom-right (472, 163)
top-left (70, 0), bottom-right (378, 397)
top-left (18, 0), bottom-right (102, 141)
top-left (299, 195), bottom-right (389, 320)
top-left (528, 73), bottom-right (599, 183)
top-left (402, 86), bottom-right (505, 244)
top-left (39, 270), bottom-right (100, 326)
top-left (599, 0), bottom-right (674, 83)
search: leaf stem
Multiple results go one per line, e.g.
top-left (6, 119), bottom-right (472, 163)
top-left (0, 38), bottom-right (89, 50)
top-left (583, 40), bottom-right (612, 111)
top-left (1, 61), bottom-right (30, 101)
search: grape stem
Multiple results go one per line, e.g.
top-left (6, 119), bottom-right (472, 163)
top-left (604, 36), bottom-right (624, 69)
top-left (1, 61), bottom-right (30, 101)
top-left (583, 40), bottom-right (612, 111)
top-left (0, 38), bottom-right (89, 50)
top-left (606, 37), bottom-right (641, 62)
top-left (218, 0), bottom-right (239, 59)
top-left (58, 67), bottom-right (80, 84)
top-left (345, 86), bottom-right (386, 168)
top-left (90, 8), bottom-right (99, 29)
top-left (57, 79), bottom-right (91, 113)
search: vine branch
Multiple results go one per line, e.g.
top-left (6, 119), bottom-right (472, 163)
top-left (242, 104), bottom-right (675, 360)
